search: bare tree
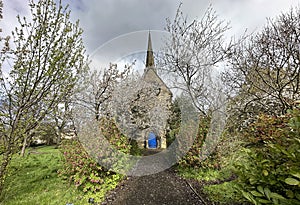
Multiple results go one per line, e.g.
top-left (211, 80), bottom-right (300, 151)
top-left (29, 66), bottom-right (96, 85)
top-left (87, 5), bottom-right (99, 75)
top-left (159, 4), bottom-right (231, 116)
top-left (0, 0), bottom-right (87, 192)
top-left (224, 6), bottom-right (300, 126)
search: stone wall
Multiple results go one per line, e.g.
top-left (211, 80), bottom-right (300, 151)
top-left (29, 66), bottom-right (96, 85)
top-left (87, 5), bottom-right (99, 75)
top-left (133, 67), bottom-right (172, 149)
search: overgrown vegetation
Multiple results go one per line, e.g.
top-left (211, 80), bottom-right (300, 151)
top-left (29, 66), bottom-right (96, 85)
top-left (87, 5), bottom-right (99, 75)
top-left (231, 109), bottom-right (300, 205)
top-left (59, 140), bottom-right (124, 203)
top-left (58, 118), bottom-right (133, 203)
top-left (0, 0), bottom-right (87, 191)
top-left (0, 118), bottom-right (135, 204)
top-left (1, 1), bottom-right (300, 204)
top-left (166, 98), bottom-right (181, 146)
top-left (173, 4), bottom-right (300, 205)
top-left (178, 108), bottom-right (300, 204)
top-left (178, 116), bottom-right (210, 168)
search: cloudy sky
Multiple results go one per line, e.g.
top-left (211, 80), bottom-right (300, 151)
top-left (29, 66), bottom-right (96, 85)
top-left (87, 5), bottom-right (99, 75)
top-left (2, 0), bottom-right (300, 54)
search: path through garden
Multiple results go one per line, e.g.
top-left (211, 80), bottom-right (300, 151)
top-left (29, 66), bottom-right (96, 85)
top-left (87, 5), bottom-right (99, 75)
top-left (101, 149), bottom-right (209, 205)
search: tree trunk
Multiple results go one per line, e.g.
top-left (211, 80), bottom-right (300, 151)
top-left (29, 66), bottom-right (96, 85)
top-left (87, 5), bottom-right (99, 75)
top-left (56, 128), bottom-right (62, 145)
top-left (0, 149), bottom-right (12, 194)
top-left (20, 136), bottom-right (28, 157)
top-left (20, 131), bottom-right (34, 157)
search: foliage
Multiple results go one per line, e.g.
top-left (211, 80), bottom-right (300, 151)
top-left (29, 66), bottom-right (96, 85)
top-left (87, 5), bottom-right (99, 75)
top-left (178, 166), bottom-right (243, 204)
top-left (217, 6), bottom-right (300, 204)
top-left (129, 139), bottom-right (142, 156)
top-left (77, 63), bottom-right (131, 121)
top-left (177, 109), bottom-right (300, 205)
top-left (96, 117), bottom-right (134, 173)
top-left (98, 117), bottom-right (131, 154)
top-left (232, 108), bottom-right (300, 205)
top-left (174, 5), bottom-right (300, 205)
top-left (59, 139), bottom-right (124, 203)
top-left (179, 116), bottom-right (211, 168)
top-left (51, 96), bottom-right (76, 145)
top-left (204, 182), bottom-right (242, 204)
top-left (178, 166), bottom-right (230, 182)
top-left (0, 0), bottom-right (87, 192)
top-left (0, 146), bottom-right (85, 205)
top-left (243, 114), bottom-right (289, 145)
top-left (166, 98), bottom-right (181, 146)
top-left (31, 121), bottom-right (57, 146)
top-left (224, 7), bottom-right (300, 124)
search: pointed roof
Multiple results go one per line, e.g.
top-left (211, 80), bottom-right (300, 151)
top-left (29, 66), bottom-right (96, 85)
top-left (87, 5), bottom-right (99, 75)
top-left (143, 32), bottom-right (172, 96)
top-left (145, 31), bottom-right (155, 68)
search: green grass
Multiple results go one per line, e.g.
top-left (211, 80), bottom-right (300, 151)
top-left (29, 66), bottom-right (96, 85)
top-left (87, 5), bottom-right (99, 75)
top-left (177, 166), bottom-right (244, 204)
top-left (177, 166), bottom-right (228, 181)
top-left (203, 182), bottom-right (242, 204)
top-left (0, 146), bottom-right (86, 205)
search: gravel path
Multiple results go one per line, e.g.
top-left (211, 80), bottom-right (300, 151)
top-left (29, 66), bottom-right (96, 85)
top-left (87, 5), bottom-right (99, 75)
top-left (101, 169), bottom-right (206, 205)
top-left (101, 149), bottom-right (208, 205)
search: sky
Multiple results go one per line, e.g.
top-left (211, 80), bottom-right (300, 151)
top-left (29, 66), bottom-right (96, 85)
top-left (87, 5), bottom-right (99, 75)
top-left (1, 0), bottom-right (300, 70)
top-left (2, 0), bottom-right (300, 52)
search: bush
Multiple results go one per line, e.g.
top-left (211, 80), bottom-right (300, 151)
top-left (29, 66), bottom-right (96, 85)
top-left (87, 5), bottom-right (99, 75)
top-left (129, 139), bottom-right (142, 156)
top-left (232, 108), bottom-right (300, 205)
top-left (59, 140), bottom-right (123, 202)
top-left (59, 118), bottom-right (132, 202)
top-left (179, 116), bottom-right (211, 168)
top-left (98, 117), bottom-right (131, 154)
top-left (166, 99), bottom-right (181, 146)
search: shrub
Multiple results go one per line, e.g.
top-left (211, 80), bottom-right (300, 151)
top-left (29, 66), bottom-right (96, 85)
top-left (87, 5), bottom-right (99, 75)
top-left (129, 139), bottom-right (142, 156)
top-left (98, 117), bottom-right (131, 154)
top-left (59, 140), bottom-right (122, 202)
top-left (232, 108), bottom-right (300, 205)
top-left (59, 118), bottom-right (132, 202)
top-left (243, 114), bottom-right (289, 145)
top-left (166, 99), bottom-right (181, 146)
top-left (179, 116), bottom-right (211, 168)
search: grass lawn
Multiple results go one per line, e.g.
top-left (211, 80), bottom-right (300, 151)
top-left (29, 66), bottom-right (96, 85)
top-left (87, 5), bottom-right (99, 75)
top-left (0, 146), bottom-right (86, 205)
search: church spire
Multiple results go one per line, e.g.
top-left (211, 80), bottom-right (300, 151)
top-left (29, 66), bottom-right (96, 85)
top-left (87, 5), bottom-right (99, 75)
top-left (146, 31), bottom-right (155, 68)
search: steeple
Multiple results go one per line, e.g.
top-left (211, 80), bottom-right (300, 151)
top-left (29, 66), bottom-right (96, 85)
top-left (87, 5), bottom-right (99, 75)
top-left (146, 31), bottom-right (155, 68)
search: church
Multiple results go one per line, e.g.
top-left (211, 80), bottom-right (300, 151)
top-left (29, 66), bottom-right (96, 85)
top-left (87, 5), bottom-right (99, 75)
top-left (134, 32), bottom-right (172, 149)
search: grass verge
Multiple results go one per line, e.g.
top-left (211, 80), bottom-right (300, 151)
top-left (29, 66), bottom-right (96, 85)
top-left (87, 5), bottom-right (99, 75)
top-left (177, 166), bottom-right (244, 204)
top-left (1, 146), bottom-right (87, 204)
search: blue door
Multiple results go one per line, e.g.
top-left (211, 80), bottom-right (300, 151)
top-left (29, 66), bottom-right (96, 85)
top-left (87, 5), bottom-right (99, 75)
top-left (148, 132), bottom-right (157, 148)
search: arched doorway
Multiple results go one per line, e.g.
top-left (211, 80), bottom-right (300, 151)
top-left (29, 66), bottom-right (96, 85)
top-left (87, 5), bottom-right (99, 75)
top-left (148, 132), bottom-right (157, 149)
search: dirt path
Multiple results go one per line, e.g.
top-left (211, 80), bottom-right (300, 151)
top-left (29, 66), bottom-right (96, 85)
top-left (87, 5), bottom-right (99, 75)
top-left (101, 150), bottom-right (208, 205)
top-left (101, 169), bottom-right (206, 205)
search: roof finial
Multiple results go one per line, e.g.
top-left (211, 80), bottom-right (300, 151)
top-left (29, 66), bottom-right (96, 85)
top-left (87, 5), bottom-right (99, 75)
top-left (146, 31), bottom-right (155, 68)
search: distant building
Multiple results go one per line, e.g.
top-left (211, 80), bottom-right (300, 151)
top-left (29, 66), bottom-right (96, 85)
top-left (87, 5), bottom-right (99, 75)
top-left (134, 32), bottom-right (172, 149)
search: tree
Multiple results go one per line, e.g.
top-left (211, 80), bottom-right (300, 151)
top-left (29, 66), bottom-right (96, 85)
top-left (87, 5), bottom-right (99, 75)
top-left (108, 71), bottom-right (171, 148)
top-left (166, 97), bottom-right (181, 146)
top-left (108, 72), bottom-right (153, 137)
top-left (224, 7), bottom-right (300, 126)
top-left (0, 0), bottom-right (87, 192)
top-left (75, 63), bottom-right (131, 121)
top-left (52, 96), bottom-right (75, 145)
top-left (159, 4), bottom-right (231, 116)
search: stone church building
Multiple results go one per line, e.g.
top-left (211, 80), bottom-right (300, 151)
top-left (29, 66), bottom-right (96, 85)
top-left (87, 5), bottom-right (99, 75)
top-left (135, 32), bottom-right (172, 149)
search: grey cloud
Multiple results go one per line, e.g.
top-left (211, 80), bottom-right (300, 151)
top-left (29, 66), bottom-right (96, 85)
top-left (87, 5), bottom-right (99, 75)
top-left (70, 0), bottom-right (182, 53)
top-left (2, 0), bottom-right (300, 55)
